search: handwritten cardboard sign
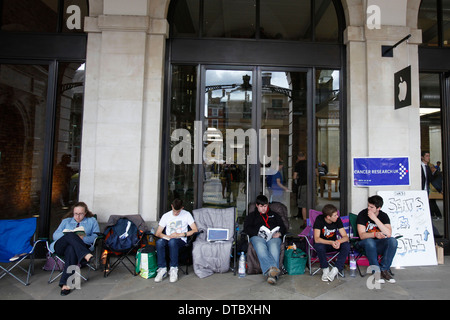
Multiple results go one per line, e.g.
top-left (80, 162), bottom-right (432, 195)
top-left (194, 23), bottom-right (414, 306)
top-left (378, 190), bottom-right (437, 267)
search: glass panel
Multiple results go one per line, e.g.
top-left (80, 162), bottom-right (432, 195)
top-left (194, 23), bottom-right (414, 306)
top-left (168, 65), bottom-right (197, 213)
top-left (171, 0), bottom-right (200, 38)
top-left (203, 69), bottom-right (252, 218)
top-left (315, 0), bottom-right (339, 43)
top-left (420, 73), bottom-right (445, 237)
top-left (0, 64), bottom-right (49, 218)
top-left (419, 0), bottom-right (439, 47)
top-left (49, 62), bottom-right (85, 233)
top-left (203, 0), bottom-right (256, 38)
top-left (62, 0), bottom-right (88, 33)
top-left (316, 70), bottom-right (340, 209)
top-left (261, 71), bottom-right (307, 220)
top-left (260, 0), bottom-right (311, 41)
top-left (1, 0), bottom-right (59, 32)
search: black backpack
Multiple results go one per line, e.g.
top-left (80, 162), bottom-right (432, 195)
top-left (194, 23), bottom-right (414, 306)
top-left (104, 218), bottom-right (139, 252)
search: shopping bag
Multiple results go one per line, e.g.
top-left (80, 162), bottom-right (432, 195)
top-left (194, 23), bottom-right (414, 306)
top-left (283, 248), bottom-right (307, 275)
top-left (136, 245), bottom-right (158, 279)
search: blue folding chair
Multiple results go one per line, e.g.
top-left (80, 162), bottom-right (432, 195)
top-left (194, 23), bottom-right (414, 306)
top-left (0, 217), bottom-right (44, 286)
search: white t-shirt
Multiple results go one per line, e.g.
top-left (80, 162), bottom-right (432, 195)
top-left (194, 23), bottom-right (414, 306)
top-left (159, 209), bottom-right (194, 243)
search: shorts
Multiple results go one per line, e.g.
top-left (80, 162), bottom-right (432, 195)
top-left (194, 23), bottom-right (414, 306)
top-left (297, 184), bottom-right (307, 208)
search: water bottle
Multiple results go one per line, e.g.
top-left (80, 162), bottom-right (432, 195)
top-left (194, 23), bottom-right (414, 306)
top-left (238, 251), bottom-right (246, 278)
top-left (349, 251), bottom-right (357, 277)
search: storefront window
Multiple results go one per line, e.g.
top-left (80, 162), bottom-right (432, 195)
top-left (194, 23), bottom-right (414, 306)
top-left (49, 62), bottom-right (85, 233)
top-left (315, 69), bottom-right (340, 209)
top-left (170, 0), bottom-right (341, 43)
top-left (167, 65), bottom-right (197, 213)
top-left (260, 0), bottom-right (310, 41)
top-left (0, 64), bottom-right (49, 218)
top-left (203, 0), bottom-right (256, 38)
top-left (420, 73), bottom-right (445, 237)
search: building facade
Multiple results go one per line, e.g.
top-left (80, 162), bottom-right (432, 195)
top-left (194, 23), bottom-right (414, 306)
top-left (1, 0), bottom-right (449, 246)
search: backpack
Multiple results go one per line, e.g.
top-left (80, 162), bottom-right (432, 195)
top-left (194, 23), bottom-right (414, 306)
top-left (104, 218), bottom-right (139, 252)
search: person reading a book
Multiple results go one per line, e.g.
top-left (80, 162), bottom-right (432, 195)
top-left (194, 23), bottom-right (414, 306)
top-left (244, 195), bottom-right (287, 284)
top-left (313, 204), bottom-right (350, 281)
top-left (50, 202), bottom-right (100, 296)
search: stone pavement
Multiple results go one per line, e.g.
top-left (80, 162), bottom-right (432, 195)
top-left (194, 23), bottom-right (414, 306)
top-left (1, 256), bottom-right (450, 300)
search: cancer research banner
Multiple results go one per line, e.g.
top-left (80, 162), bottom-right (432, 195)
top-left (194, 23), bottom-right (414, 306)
top-left (353, 157), bottom-right (410, 187)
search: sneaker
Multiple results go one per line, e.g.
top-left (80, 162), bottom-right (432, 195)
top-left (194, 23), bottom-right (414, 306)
top-left (381, 270), bottom-right (396, 283)
top-left (327, 267), bottom-right (339, 281)
top-left (321, 267), bottom-right (330, 282)
top-left (154, 267), bottom-right (167, 282)
top-left (374, 272), bottom-right (385, 284)
top-left (169, 267), bottom-right (178, 283)
top-left (267, 267), bottom-right (280, 278)
top-left (267, 276), bottom-right (277, 285)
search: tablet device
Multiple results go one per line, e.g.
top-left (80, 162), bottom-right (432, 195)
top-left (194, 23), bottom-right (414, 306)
top-left (207, 228), bottom-right (229, 241)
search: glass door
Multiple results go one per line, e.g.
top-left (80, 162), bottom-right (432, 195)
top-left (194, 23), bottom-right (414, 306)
top-left (202, 69), bottom-right (253, 218)
top-left (259, 71), bottom-right (308, 218)
top-left (200, 68), bottom-right (310, 220)
top-left (168, 65), bottom-right (340, 224)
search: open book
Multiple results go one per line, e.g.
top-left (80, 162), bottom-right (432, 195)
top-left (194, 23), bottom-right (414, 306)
top-left (63, 226), bottom-right (86, 236)
top-left (258, 226), bottom-right (280, 241)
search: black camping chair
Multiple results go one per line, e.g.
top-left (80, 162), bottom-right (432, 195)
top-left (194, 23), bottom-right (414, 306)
top-left (102, 215), bottom-right (148, 277)
top-left (151, 227), bottom-right (199, 276)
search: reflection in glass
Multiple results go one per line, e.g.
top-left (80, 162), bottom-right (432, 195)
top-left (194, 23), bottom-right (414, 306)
top-left (203, 70), bottom-right (252, 217)
top-left (315, 70), bottom-right (340, 208)
top-left (168, 65), bottom-right (197, 213)
top-left (0, 64), bottom-right (49, 218)
top-left (49, 62), bottom-right (85, 233)
top-left (261, 71), bottom-right (307, 217)
top-left (419, 73), bottom-right (445, 237)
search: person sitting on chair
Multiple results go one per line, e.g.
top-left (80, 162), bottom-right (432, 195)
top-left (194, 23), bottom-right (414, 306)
top-left (154, 198), bottom-right (198, 283)
top-left (356, 195), bottom-right (398, 284)
top-left (244, 194), bottom-right (287, 285)
top-left (313, 204), bottom-right (350, 282)
top-left (50, 202), bottom-right (100, 296)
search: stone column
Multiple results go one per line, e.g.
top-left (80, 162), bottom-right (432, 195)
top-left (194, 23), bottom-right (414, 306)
top-left (80, 0), bottom-right (168, 222)
top-left (344, 0), bottom-right (422, 212)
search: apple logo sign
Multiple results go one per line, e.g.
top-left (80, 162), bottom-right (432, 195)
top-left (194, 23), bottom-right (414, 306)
top-left (395, 66), bottom-right (411, 109)
top-left (398, 76), bottom-right (408, 102)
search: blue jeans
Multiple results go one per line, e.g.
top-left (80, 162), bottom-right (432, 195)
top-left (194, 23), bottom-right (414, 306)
top-left (314, 241), bottom-right (350, 271)
top-left (250, 236), bottom-right (282, 275)
top-left (359, 237), bottom-right (398, 271)
top-left (156, 238), bottom-right (185, 268)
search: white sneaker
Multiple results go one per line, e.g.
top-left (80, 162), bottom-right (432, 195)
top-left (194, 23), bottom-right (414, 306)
top-left (169, 267), bottom-right (178, 283)
top-left (154, 267), bottom-right (167, 282)
top-left (327, 267), bottom-right (339, 281)
top-left (321, 267), bottom-right (329, 282)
